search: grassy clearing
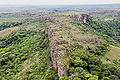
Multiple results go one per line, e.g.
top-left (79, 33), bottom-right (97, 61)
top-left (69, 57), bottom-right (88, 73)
top-left (105, 45), bottom-right (120, 60)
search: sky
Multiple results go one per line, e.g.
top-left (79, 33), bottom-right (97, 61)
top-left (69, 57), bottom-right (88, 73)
top-left (0, 0), bottom-right (120, 5)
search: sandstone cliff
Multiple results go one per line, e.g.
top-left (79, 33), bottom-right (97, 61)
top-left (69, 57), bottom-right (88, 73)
top-left (45, 13), bottom-right (93, 78)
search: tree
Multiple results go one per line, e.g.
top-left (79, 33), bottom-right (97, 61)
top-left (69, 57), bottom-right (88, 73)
top-left (88, 57), bottom-right (102, 65)
top-left (45, 67), bottom-right (58, 80)
top-left (73, 57), bottom-right (83, 67)
top-left (59, 76), bottom-right (69, 80)
top-left (102, 77), bottom-right (110, 80)
top-left (109, 75), bottom-right (119, 80)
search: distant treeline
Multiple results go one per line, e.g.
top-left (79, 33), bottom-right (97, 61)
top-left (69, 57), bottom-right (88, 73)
top-left (0, 22), bottom-right (22, 31)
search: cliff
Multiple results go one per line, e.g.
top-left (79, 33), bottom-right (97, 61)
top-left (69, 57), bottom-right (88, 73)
top-left (45, 13), bottom-right (96, 78)
top-left (68, 14), bottom-right (92, 23)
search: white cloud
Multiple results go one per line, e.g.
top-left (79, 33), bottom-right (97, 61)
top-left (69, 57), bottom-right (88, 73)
top-left (0, 0), bottom-right (120, 5)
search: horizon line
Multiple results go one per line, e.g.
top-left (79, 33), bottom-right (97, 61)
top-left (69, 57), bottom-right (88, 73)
top-left (0, 3), bottom-right (120, 6)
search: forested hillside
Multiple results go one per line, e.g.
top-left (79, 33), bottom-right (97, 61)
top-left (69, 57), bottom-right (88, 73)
top-left (0, 22), bottom-right (58, 80)
top-left (0, 5), bottom-right (120, 80)
top-left (71, 18), bottom-right (120, 80)
top-left (73, 18), bottom-right (120, 47)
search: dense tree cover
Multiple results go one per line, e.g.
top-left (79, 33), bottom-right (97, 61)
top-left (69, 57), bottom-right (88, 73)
top-left (72, 18), bottom-right (120, 47)
top-left (65, 18), bottom-right (120, 80)
top-left (0, 22), bottom-right (22, 31)
top-left (60, 47), bottom-right (120, 80)
top-left (0, 20), bottom-right (112, 80)
top-left (0, 9), bottom-right (120, 80)
top-left (0, 23), bottom-right (58, 80)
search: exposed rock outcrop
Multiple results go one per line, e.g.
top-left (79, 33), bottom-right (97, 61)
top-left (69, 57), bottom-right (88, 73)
top-left (45, 13), bottom-right (92, 78)
top-left (69, 14), bottom-right (92, 23)
top-left (46, 23), bottom-right (70, 78)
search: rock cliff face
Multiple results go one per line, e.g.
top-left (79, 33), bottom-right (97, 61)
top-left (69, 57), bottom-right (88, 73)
top-left (69, 14), bottom-right (92, 23)
top-left (47, 25), bottom-right (69, 77)
top-left (45, 14), bottom-right (92, 78)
